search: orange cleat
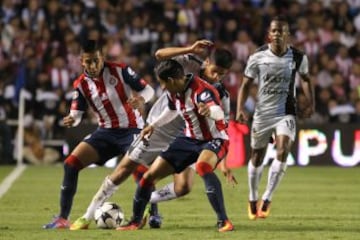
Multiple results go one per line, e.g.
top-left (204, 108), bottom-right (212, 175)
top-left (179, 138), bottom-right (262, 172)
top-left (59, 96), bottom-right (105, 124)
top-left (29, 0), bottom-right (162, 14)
top-left (116, 217), bottom-right (146, 231)
top-left (217, 220), bottom-right (234, 232)
top-left (257, 199), bottom-right (271, 218)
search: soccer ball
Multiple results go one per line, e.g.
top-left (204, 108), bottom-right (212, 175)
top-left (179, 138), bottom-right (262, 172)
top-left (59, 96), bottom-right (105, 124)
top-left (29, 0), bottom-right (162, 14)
top-left (94, 202), bottom-right (125, 229)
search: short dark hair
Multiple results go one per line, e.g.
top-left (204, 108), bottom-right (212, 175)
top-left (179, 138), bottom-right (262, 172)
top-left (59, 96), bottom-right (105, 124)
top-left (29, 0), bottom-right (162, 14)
top-left (271, 15), bottom-right (289, 24)
top-left (210, 48), bottom-right (233, 69)
top-left (155, 59), bottom-right (184, 82)
top-left (81, 39), bottom-right (101, 53)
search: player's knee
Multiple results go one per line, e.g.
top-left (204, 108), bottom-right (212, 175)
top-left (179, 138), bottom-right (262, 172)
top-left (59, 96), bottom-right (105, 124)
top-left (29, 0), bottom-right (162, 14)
top-left (64, 155), bottom-right (84, 170)
top-left (276, 147), bottom-right (288, 161)
top-left (196, 161), bottom-right (213, 177)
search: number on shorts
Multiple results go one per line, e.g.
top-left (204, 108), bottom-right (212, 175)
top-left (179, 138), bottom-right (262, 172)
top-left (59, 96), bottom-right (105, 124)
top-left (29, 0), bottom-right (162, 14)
top-left (286, 119), bottom-right (295, 131)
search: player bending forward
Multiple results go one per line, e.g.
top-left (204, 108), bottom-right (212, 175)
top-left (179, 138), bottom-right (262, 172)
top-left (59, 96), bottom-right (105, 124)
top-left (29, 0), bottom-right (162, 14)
top-left (117, 59), bottom-right (233, 232)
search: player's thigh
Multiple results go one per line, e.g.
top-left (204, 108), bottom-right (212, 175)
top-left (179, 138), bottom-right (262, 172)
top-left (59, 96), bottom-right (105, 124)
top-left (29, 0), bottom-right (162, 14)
top-left (275, 115), bottom-right (296, 142)
top-left (71, 142), bottom-right (100, 166)
top-left (144, 156), bottom-right (175, 183)
top-left (197, 149), bottom-right (219, 169)
top-left (251, 121), bottom-right (274, 149)
top-left (197, 138), bottom-right (229, 168)
top-left (173, 167), bottom-right (196, 190)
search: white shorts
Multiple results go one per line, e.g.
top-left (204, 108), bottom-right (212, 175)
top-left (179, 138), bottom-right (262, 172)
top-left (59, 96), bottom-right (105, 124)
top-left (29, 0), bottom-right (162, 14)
top-left (251, 115), bottom-right (296, 149)
top-left (128, 129), bottom-right (176, 167)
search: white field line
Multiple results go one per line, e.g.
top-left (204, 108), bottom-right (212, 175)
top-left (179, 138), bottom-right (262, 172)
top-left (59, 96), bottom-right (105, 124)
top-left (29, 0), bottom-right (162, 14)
top-left (0, 165), bottom-right (27, 199)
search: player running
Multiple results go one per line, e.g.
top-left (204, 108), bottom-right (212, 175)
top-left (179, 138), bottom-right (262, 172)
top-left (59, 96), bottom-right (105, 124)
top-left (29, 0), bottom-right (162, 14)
top-left (43, 39), bottom-right (154, 229)
top-left (236, 16), bottom-right (315, 220)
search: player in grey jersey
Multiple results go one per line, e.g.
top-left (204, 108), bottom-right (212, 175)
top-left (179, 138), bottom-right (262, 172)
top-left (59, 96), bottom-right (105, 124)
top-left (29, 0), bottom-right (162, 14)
top-left (69, 40), bottom-right (235, 230)
top-left (236, 16), bottom-right (315, 220)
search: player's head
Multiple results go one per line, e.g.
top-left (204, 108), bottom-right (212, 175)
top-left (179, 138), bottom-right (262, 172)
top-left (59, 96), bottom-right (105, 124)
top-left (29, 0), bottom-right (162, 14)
top-left (268, 15), bottom-right (290, 48)
top-left (203, 48), bottom-right (233, 83)
top-left (155, 59), bottom-right (186, 93)
top-left (80, 39), bottom-right (104, 78)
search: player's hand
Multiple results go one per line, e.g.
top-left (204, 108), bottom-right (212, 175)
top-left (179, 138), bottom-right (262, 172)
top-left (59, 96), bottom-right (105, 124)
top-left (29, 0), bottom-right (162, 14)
top-left (190, 39), bottom-right (214, 55)
top-left (219, 162), bottom-right (238, 187)
top-left (127, 96), bottom-right (145, 110)
top-left (235, 109), bottom-right (249, 123)
top-left (140, 125), bottom-right (154, 144)
top-left (197, 102), bottom-right (210, 117)
top-left (63, 115), bottom-right (75, 127)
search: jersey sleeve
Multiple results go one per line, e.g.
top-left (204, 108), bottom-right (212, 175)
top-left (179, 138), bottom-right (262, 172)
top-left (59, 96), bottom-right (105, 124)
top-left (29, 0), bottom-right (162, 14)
top-left (244, 54), bottom-right (258, 79)
top-left (213, 82), bottom-right (230, 121)
top-left (70, 88), bottom-right (87, 112)
top-left (297, 54), bottom-right (309, 75)
top-left (121, 65), bottom-right (148, 91)
top-left (196, 88), bottom-right (220, 106)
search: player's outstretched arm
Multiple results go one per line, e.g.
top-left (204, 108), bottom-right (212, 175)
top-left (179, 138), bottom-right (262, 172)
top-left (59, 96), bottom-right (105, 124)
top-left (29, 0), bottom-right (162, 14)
top-left (155, 39), bottom-right (213, 60)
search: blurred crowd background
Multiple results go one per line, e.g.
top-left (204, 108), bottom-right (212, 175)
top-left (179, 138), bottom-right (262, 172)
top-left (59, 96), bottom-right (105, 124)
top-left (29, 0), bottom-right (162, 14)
top-left (0, 0), bottom-right (359, 164)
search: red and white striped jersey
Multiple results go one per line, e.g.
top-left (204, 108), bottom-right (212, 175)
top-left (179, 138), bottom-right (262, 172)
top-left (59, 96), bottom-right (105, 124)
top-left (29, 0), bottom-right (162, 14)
top-left (167, 74), bottom-right (228, 141)
top-left (70, 61), bottom-right (148, 129)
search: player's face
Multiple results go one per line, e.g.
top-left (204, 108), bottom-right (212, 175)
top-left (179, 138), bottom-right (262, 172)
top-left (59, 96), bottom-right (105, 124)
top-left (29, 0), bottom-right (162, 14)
top-left (157, 76), bottom-right (186, 94)
top-left (81, 51), bottom-right (104, 78)
top-left (203, 62), bottom-right (228, 84)
top-left (268, 21), bottom-right (289, 47)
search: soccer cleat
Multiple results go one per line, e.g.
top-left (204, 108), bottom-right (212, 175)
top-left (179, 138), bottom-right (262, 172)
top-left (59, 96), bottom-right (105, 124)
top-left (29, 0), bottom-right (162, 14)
top-left (43, 216), bottom-right (70, 229)
top-left (217, 220), bottom-right (234, 232)
top-left (257, 199), bottom-right (271, 218)
top-left (149, 215), bottom-right (162, 228)
top-left (116, 218), bottom-right (145, 231)
top-left (70, 217), bottom-right (91, 230)
top-left (248, 201), bottom-right (258, 220)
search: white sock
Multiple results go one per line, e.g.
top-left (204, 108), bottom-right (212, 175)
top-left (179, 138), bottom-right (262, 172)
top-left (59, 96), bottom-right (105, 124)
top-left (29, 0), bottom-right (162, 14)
top-left (150, 182), bottom-right (177, 204)
top-left (83, 176), bottom-right (118, 220)
top-left (248, 160), bottom-right (264, 201)
top-left (262, 159), bottom-right (287, 201)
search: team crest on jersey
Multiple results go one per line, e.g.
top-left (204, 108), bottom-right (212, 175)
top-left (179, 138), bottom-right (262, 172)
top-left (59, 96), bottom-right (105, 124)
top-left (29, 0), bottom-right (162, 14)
top-left (72, 91), bottom-right (79, 99)
top-left (109, 76), bottom-right (118, 86)
top-left (289, 61), bottom-right (296, 70)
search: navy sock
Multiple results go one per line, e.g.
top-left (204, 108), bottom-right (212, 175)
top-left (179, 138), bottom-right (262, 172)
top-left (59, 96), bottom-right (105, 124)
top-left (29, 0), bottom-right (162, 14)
top-left (133, 182), bottom-right (152, 223)
top-left (202, 172), bottom-right (228, 221)
top-left (59, 164), bottom-right (79, 219)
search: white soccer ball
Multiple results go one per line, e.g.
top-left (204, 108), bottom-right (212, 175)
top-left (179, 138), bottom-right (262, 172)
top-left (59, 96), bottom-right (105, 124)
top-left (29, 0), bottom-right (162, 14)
top-left (94, 202), bottom-right (125, 229)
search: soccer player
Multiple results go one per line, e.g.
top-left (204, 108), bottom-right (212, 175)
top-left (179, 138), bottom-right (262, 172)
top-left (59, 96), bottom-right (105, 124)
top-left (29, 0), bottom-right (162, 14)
top-left (43, 39), bottom-right (155, 229)
top-left (236, 16), bottom-right (315, 220)
top-left (150, 40), bottom-right (236, 204)
top-left (118, 59), bottom-right (234, 232)
top-left (69, 41), bottom-right (235, 230)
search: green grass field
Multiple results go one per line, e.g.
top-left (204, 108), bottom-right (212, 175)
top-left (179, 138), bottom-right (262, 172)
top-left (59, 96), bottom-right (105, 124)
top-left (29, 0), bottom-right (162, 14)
top-left (0, 166), bottom-right (359, 240)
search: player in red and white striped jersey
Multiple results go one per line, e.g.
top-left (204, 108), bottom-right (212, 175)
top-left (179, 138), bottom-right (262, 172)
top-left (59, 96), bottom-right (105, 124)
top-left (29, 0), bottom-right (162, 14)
top-left (43, 39), bottom-right (154, 229)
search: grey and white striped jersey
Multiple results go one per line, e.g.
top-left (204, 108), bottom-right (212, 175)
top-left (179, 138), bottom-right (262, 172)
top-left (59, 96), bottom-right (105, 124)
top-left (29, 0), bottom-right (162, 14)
top-left (244, 44), bottom-right (309, 121)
